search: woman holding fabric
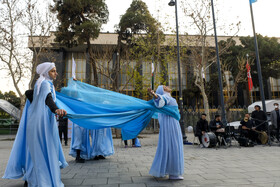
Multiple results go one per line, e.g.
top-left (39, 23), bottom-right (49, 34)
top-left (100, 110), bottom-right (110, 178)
top-left (148, 85), bottom-right (184, 180)
top-left (3, 62), bottom-right (68, 187)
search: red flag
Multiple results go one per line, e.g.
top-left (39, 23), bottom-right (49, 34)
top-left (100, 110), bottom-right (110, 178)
top-left (246, 61), bottom-right (253, 91)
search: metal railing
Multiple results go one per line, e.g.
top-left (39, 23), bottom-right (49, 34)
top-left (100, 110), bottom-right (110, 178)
top-left (143, 105), bottom-right (247, 133)
top-left (0, 106), bottom-right (247, 135)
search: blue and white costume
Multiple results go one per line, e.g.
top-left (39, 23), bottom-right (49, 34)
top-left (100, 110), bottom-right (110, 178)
top-left (149, 86), bottom-right (184, 178)
top-left (69, 124), bottom-right (91, 160)
top-left (90, 128), bottom-right (114, 158)
top-left (3, 62), bottom-right (68, 187)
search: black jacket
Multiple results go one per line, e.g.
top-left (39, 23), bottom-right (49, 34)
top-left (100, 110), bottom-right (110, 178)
top-left (251, 110), bottom-right (267, 124)
top-left (58, 116), bottom-right (68, 127)
top-left (209, 119), bottom-right (224, 131)
top-left (251, 110), bottom-right (267, 131)
top-left (25, 89), bottom-right (58, 114)
top-left (195, 118), bottom-right (209, 136)
top-left (240, 119), bottom-right (255, 129)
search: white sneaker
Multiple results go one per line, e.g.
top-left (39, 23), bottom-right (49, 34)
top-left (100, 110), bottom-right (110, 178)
top-left (169, 175), bottom-right (184, 180)
top-left (200, 144), bottom-right (204, 148)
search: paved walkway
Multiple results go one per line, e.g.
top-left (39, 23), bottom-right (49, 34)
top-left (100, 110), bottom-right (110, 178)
top-left (1, 133), bottom-right (280, 187)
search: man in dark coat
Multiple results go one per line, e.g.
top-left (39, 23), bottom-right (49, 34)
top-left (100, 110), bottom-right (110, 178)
top-left (251, 105), bottom-right (267, 131)
top-left (195, 113), bottom-right (209, 147)
top-left (240, 113), bottom-right (258, 143)
top-left (270, 103), bottom-right (280, 141)
top-left (209, 114), bottom-right (225, 145)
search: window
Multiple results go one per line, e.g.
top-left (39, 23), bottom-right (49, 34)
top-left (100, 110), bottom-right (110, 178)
top-left (65, 53), bottom-right (86, 82)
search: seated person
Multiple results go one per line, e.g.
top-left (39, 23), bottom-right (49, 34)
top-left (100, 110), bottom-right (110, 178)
top-left (195, 113), bottom-right (209, 147)
top-left (209, 114), bottom-right (225, 132)
top-left (251, 105), bottom-right (267, 131)
top-left (209, 114), bottom-right (225, 145)
top-left (240, 113), bottom-right (259, 144)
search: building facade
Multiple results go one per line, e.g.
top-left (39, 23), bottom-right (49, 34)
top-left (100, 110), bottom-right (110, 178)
top-left (29, 32), bottom-right (280, 108)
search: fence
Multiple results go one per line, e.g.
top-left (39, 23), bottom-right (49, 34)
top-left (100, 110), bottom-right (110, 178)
top-left (0, 118), bottom-right (19, 135)
top-left (143, 105), bottom-right (247, 133)
top-left (0, 106), bottom-right (247, 135)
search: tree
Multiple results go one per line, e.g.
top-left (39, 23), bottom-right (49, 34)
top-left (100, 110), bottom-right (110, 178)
top-left (0, 0), bottom-right (57, 111)
top-left (90, 45), bottom-right (138, 92)
top-left (110, 0), bottom-right (164, 137)
top-left (3, 91), bottom-right (21, 108)
top-left (181, 0), bottom-right (240, 121)
top-left (239, 35), bottom-right (280, 96)
top-left (52, 0), bottom-right (109, 86)
top-left (0, 0), bottom-right (26, 109)
top-left (219, 39), bottom-right (250, 110)
top-left (24, 0), bottom-right (57, 89)
top-left (117, 0), bottom-right (164, 95)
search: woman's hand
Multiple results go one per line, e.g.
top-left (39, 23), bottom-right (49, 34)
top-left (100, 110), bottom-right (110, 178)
top-left (147, 88), bottom-right (158, 99)
top-left (55, 109), bottom-right (67, 117)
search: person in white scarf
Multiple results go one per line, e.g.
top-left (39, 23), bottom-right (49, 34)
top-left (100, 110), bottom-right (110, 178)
top-left (36, 62), bottom-right (55, 95)
top-left (35, 62), bottom-right (65, 116)
top-left (3, 62), bottom-right (68, 187)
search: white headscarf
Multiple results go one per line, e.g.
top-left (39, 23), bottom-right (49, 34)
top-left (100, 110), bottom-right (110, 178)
top-left (36, 62), bottom-right (56, 95)
top-left (156, 85), bottom-right (171, 97)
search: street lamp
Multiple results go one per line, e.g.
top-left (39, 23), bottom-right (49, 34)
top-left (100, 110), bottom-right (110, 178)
top-left (210, 0), bottom-right (227, 125)
top-left (168, 0), bottom-right (188, 144)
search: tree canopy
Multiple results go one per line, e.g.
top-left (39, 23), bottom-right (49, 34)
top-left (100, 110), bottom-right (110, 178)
top-left (53, 0), bottom-right (109, 47)
top-left (239, 35), bottom-right (280, 84)
top-left (119, 0), bottom-right (158, 34)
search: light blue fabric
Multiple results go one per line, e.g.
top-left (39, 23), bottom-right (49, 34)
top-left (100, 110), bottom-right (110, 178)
top-left (56, 79), bottom-right (180, 140)
top-left (90, 128), bottom-right (114, 158)
top-left (250, 0), bottom-right (257, 4)
top-left (3, 80), bottom-right (68, 187)
top-left (149, 86), bottom-right (184, 177)
top-left (134, 138), bottom-right (141, 147)
top-left (2, 100), bottom-right (30, 179)
top-left (69, 124), bottom-right (91, 160)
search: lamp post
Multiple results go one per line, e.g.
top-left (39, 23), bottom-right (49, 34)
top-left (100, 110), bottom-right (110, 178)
top-left (168, 0), bottom-right (188, 144)
top-left (210, 0), bottom-right (227, 125)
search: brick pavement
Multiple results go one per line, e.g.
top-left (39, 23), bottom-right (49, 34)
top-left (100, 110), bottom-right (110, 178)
top-left (0, 133), bottom-right (280, 187)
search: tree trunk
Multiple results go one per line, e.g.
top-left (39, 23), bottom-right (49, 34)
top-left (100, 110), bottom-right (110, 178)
top-left (20, 97), bottom-right (25, 117)
top-left (87, 40), bottom-right (98, 86)
top-left (194, 67), bottom-right (210, 121)
top-left (201, 85), bottom-right (210, 122)
top-left (113, 35), bottom-right (122, 92)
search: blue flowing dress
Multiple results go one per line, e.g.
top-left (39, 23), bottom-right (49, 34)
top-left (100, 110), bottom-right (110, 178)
top-left (90, 128), bottom-right (114, 158)
top-left (149, 92), bottom-right (184, 177)
top-left (3, 80), bottom-right (68, 187)
top-left (69, 124), bottom-right (91, 160)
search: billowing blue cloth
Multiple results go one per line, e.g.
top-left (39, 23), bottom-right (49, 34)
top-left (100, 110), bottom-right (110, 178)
top-left (56, 79), bottom-right (180, 140)
top-left (149, 86), bottom-right (184, 177)
top-left (3, 80), bottom-right (68, 186)
top-left (69, 124), bottom-right (91, 160)
top-left (90, 128), bottom-right (114, 158)
top-left (2, 100), bottom-right (30, 179)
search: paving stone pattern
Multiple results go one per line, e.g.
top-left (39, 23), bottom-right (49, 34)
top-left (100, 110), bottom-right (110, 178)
top-left (0, 133), bottom-right (280, 187)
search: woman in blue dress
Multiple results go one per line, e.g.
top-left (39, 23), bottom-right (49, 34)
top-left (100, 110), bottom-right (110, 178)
top-left (90, 128), bottom-right (114, 160)
top-left (3, 62), bottom-right (68, 186)
top-left (148, 85), bottom-right (184, 180)
top-left (69, 123), bottom-right (91, 163)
